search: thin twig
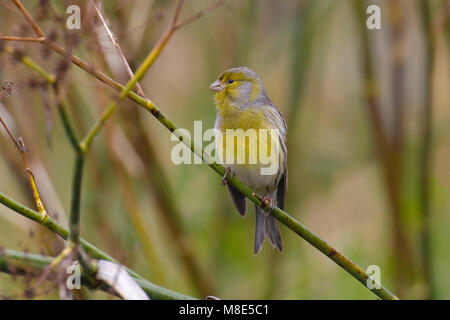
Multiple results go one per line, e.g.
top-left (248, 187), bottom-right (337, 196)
top-left (171, 0), bottom-right (184, 26)
top-left (0, 81), bottom-right (48, 221)
top-left (11, 0), bottom-right (45, 37)
top-left (52, 84), bottom-right (89, 268)
top-left (0, 36), bottom-right (45, 42)
top-left (90, 0), bottom-right (146, 98)
top-left (174, 0), bottom-right (225, 30)
top-left (118, 0), bottom-right (225, 100)
top-left (80, 101), bottom-right (117, 153)
top-left (31, 244), bottom-right (74, 291)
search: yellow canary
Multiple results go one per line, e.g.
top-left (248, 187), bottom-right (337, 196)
top-left (210, 67), bottom-right (287, 254)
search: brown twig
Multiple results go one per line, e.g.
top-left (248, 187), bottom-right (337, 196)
top-left (11, 0), bottom-right (44, 37)
top-left (0, 36), bottom-right (44, 43)
top-left (0, 81), bottom-right (48, 221)
top-left (173, 0), bottom-right (225, 30)
top-left (31, 244), bottom-right (74, 293)
top-left (89, 0), bottom-right (146, 98)
top-left (118, 0), bottom-right (225, 98)
top-left (171, 0), bottom-right (185, 28)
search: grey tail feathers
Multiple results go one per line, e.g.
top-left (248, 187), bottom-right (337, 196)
top-left (254, 204), bottom-right (282, 254)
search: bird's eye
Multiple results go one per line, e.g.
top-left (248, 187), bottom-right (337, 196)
top-left (228, 79), bottom-right (234, 84)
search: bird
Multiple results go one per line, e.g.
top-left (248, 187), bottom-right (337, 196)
top-left (209, 67), bottom-right (287, 254)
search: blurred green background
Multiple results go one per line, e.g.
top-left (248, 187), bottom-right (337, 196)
top-left (0, 0), bottom-right (449, 299)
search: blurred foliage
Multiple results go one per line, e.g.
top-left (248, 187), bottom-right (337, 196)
top-left (0, 0), bottom-right (449, 299)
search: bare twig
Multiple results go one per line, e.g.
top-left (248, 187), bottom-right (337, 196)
top-left (0, 81), bottom-right (48, 221)
top-left (118, 0), bottom-right (225, 99)
top-left (173, 0), bottom-right (225, 30)
top-left (31, 244), bottom-right (74, 292)
top-left (90, 0), bottom-right (146, 98)
top-left (171, 0), bottom-right (184, 26)
top-left (11, 0), bottom-right (44, 37)
top-left (0, 36), bottom-right (45, 43)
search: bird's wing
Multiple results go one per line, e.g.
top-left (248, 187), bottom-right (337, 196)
top-left (276, 170), bottom-right (287, 210)
top-left (269, 103), bottom-right (288, 210)
top-left (226, 182), bottom-right (247, 216)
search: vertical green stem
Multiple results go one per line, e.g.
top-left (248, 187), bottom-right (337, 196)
top-left (69, 155), bottom-right (84, 244)
top-left (53, 85), bottom-right (85, 249)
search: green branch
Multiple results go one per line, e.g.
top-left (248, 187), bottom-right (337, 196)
top-left (80, 102), bottom-right (117, 153)
top-left (0, 191), bottom-right (141, 280)
top-left (0, 249), bottom-right (195, 300)
top-left (53, 84), bottom-right (86, 252)
top-left (69, 155), bottom-right (84, 244)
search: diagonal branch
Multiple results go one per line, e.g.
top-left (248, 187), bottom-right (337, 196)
top-left (173, 0), bottom-right (225, 30)
top-left (11, 0), bottom-right (44, 37)
top-left (89, 0), bottom-right (146, 98)
top-left (118, 0), bottom-right (225, 99)
top-left (0, 190), bottom-right (144, 282)
top-left (0, 81), bottom-right (49, 221)
top-left (0, 249), bottom-right (195, 300)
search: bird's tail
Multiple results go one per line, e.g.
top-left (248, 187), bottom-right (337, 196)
top-left (254, 204), bottom-right (283, 254)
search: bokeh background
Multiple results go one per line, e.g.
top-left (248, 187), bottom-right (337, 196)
top-left (0, 0), bottom-right (449, 299)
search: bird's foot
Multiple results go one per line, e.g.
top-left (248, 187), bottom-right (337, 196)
top-left (254, 193), bottom-right (274, 217)
top-left (221, 167), bottom-right (234, 186)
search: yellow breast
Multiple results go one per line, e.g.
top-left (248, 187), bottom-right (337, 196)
top-left (216, 106), bottom-right (277, 166)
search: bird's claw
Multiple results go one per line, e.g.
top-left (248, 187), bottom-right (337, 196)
top-left (261, 196), bottom-right (274, 217)
top-left (221, 167), bottom-right (234, 186)
top-left (254, 193), bottom-right (274, 216)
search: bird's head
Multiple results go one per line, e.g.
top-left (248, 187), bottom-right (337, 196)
top-left (209, 67), bottom-right (268, 107)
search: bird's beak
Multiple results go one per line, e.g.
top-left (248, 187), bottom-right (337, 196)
top-left (209, 80), bottom-right (224, 92)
